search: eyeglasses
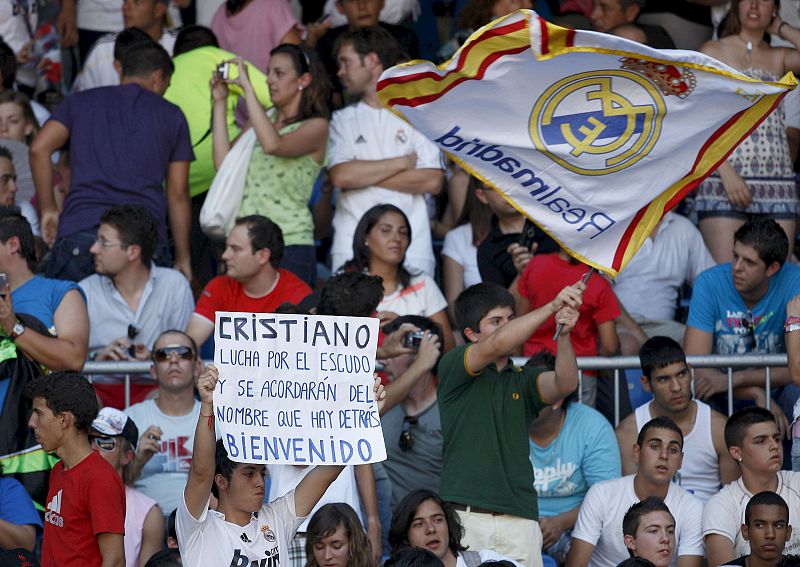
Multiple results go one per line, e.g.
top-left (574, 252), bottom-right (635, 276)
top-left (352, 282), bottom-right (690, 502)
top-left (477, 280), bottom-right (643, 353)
top-left (89, 435), bottom-right (117, 452)
top-left (153, 345), bottom-right (195, 362)
top-left (94, 237), bottom-right (127, 249)
top-left (399, 415), bottom-right (418, 452)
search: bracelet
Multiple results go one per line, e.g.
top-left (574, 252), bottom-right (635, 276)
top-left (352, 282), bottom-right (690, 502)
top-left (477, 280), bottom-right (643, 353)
top-left (786, 323), bottom-right (800, 333)
top-left (779, 21), bottom-right (790, 38)
top-left (786, 316), bottom-right (800, 326)
top-left (200, 413), bottom-right (214, 417)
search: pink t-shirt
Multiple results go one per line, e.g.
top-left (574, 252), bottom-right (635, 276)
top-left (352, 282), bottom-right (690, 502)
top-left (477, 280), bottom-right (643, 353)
top-left (211, 0), bottom-right (301, 73)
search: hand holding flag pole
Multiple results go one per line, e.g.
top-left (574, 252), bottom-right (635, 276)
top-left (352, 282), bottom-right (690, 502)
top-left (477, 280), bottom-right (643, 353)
top-left (552, 268), bottom-right (595, 341)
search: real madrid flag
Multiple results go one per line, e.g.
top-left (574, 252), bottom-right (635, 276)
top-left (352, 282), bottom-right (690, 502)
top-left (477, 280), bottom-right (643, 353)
top-left (376, 10), bottom-right (796, 276)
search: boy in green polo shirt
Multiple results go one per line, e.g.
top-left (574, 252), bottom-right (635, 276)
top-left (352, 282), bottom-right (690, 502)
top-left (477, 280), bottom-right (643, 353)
top-left (438, 280), bottom-right (585, 567)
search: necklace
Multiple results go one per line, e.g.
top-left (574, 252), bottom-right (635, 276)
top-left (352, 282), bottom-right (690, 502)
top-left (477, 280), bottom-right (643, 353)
top-left (737, 34), bottom-right (763, 63)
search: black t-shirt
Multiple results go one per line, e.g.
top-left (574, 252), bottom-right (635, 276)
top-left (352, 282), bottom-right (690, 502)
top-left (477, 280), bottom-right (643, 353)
top-left (720, 557), bottom-right (748, 567)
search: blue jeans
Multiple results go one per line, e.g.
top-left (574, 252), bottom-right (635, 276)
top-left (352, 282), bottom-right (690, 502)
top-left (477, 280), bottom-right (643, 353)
top-left (43, 227), bottom-right (172, 282)
top-left (281, 245), bottom-right (316, 289)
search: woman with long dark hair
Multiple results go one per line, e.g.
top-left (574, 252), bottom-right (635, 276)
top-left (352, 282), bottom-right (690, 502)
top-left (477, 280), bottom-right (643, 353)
top-left (695, 0), bottom-right (800, 263)
top-left (211, 44), bottom-right (329, 286)
top-left (343, 204), bottom-right (454, 352)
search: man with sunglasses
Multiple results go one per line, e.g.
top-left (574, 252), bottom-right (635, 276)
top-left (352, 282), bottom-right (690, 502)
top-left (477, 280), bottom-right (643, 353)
top-left (81, 205), bottom-right (194, 408)
top-left (684, 217), bottom-right (800, 437)
top-left (124, 330), bottom-right (202, 520)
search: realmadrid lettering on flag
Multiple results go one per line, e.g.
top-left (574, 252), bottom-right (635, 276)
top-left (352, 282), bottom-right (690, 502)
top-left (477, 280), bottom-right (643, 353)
top-left (376, 10), bottom-right (796, 276)
top-left (213, 312), bottom-right (386, 466)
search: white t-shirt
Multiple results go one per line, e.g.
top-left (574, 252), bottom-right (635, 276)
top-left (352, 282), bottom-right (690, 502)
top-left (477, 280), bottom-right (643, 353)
top-left (125, 399), bottom-right (200, 516)
top-left (72, 29), bottom-right (177, 92)
top-left (76, 0), bottom-right (123, 32)
top-left (267, 465), bottom-right (359, 532)
top-left (613, 213), bottom-right (714, 321)
top-left (377, 273), bottom-right (447, 318)
top-left (328, 101), bottom-right (443, 276)
top-left (703, 471), bottom-right (800, 556)
top-left (177, 491), bottom-right (303, 567)
top-left (0, 0), bottom-right (36, 56)
top-left (441, 224), bottom-right (482, 289)
top-left (572, 475), bottom-right (705, 567)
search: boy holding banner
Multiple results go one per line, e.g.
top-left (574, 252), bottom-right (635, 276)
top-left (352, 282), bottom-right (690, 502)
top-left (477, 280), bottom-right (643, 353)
top-left (438, 280), bottom-right (584, 567)
top-left (176, 364), bottom-right (386, 567)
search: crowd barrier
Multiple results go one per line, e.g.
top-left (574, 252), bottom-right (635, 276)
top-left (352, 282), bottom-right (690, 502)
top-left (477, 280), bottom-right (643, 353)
top-left (83, 354), bottom-right (791, 424)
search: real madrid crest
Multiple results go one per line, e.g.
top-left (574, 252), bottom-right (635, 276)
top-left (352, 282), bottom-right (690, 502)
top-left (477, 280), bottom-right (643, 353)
top-left (529, 59), bottom-right (695, 176)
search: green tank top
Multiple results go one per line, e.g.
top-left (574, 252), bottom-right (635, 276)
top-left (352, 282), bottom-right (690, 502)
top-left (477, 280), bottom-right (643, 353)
top-left (240, 115), bottom-right (323, 246)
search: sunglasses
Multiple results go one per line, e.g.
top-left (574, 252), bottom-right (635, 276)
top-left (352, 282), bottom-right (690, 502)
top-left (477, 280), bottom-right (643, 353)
top-left (399, 415), bottom-right (418, 452)
top-left (153, 345), bottom-right (195, 362)
top-left (89, 435), bottom-right (117, 452)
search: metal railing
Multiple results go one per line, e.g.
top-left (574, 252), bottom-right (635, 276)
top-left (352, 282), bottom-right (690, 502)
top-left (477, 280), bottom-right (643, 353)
top-left (85, 354), bottom-right (791, 423)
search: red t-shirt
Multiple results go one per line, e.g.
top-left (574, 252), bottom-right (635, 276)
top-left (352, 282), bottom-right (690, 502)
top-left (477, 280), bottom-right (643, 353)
top-left (42, 451), bottom-right (125, 567)
top-left (194, 269), bottom-right (312, 323)
top-left (517, 253), bottom-right (620, 357)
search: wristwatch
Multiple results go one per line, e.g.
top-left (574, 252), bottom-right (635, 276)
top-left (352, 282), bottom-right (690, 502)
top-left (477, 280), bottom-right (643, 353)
top-left (9, 320), bottom-right (24, 340)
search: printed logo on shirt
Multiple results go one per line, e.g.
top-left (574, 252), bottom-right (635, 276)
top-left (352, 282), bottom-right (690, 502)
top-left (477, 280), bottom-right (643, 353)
top-left (159, 435), bottom-right (192, 473)
top-left (260, 524), bottom-right (276, 542)
top-left (45, 490), bottom-right (64, 527)
top-left (395, 129), bottom-right (407, 144)
top-left (534, 459), bottom-right (578, 497)
top-left (355, 135), bottom-right (367, 144)
top-left (229, 545), bottom-right (280, 567)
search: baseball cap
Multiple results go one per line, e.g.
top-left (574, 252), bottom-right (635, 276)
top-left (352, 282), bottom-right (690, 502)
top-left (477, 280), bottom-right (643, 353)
top-left (91, 407), bottom-right (139, 449)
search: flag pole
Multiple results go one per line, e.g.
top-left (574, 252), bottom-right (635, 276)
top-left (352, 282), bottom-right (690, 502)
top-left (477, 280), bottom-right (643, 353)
top-left (552, 267), bottom-right (596, 341)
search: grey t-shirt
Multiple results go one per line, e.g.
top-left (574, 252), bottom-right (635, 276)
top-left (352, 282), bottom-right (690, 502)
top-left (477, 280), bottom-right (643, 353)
top-left (381, 400), bottom-right (443, 507)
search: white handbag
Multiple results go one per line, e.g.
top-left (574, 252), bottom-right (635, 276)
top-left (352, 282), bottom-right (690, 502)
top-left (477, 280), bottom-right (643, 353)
top-left (199, 127), bottom-right (257, 239)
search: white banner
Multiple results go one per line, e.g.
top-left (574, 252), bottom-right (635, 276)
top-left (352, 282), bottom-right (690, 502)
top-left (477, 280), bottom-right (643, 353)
top-left (213, 312), bottom-right (386, 465)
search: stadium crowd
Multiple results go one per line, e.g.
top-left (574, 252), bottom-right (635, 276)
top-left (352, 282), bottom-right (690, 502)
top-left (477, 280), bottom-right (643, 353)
top-left (3, 0), bottom-right (800, 566)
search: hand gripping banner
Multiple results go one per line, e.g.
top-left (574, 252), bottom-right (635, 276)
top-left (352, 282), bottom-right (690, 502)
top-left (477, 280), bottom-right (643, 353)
top-left (376, 10), bottom-right (796, 276)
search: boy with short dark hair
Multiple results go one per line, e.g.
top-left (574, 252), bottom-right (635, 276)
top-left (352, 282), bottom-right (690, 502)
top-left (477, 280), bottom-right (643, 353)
top-left (569, 417), bottom-right (704, 567)
top-left (438, 280), bottom-right (584, 567)
top-left (721, 492), bottom-right (792, 567)
top-left (623, 497), bottom-right (676, 567)
top-left (616, 336), bottom-right (737, 502)
top-left (27, 372), bottom-right (125, 567)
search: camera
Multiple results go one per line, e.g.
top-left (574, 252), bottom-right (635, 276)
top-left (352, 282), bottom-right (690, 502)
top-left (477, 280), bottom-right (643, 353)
top-left (518, 218), bottom-right (559, 255)
top-left (403, 330), bottom-right (425, 349)
top-left (216, 62), bottom-right (229, 80)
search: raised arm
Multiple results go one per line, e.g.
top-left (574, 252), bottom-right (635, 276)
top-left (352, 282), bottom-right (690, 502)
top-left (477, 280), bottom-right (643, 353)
top-left (381, 330), bottom-right (440, 414)
top-left (466, 281), bottom-right (585, 374)
top-left (184, 364), bottom-right (218, 520)
top-left (536, 305), bottom-right (580, 404)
